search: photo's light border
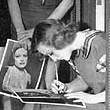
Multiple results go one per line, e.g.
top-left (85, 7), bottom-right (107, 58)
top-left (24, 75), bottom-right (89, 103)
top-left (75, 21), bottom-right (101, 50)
top-left (0, 39), bottom-right (17, 71)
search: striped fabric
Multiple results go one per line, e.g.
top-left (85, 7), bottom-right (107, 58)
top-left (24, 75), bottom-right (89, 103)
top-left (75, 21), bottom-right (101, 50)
top-left (82, 30), bottom-right (101, 58)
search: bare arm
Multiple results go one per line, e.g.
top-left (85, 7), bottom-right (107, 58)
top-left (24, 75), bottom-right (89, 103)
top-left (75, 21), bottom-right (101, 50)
top-left (65, 91), bottom-right (105, 104)
top-left (94, 91), bottom-right (105, 102)
top-left (50, 76), bottom-right (89, 94)
top-left (48, 0), bottom-right (74, 19)
top-left (8, 0), bottom-right (74, 40)
top-left (45, 59), bottom-right (60, 89)
top-left (8, 0), bottom-right (74, 31)
top-left (66, 76), bottom-right (89, 93)
top-left (8, 0), bottom-right (25, 33)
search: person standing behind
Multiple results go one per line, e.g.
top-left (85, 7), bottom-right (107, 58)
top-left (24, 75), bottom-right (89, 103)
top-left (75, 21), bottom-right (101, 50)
top-left (8, 0), bottom-right (74, 44)
top-left (7, 0), bottom-right (74, 90)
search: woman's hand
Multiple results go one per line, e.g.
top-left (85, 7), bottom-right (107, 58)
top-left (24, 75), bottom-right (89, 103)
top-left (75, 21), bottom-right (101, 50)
top-left (17, 28), bottom-right (34, 50)
top-left (17, 28), bottom-right (34, 41)
top-left (51, 80), bottom-right (67, 94)
top-left (64, 91), bottom-right (105, 104)
top-left (18, 39), bottom-right (31, 50)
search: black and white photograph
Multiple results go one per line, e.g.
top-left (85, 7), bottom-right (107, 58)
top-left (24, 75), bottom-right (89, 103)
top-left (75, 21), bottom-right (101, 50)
top-left (0, 0), bottom-right (109, 110)
top-left (0, 39), bottom-right (31, 93)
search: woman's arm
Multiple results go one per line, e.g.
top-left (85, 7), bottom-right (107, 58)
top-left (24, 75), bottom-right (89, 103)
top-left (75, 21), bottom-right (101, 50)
top-left (65, 76), bottom-right (89, 93)
top-left (48, 0), bottom-right (74, 19)
top-left (8, 0), bottom-right (74, 41)
top-left (50, 75), bottom-right (89, 94)
top-left (8, 0), bottom-right (74, 35)
top-left (45, 59), bottom-right (60, 89)
top-left (8, 0), bottom-right (25, 33)
top-left (65, 91), bottom-right (105, 104)
top-left (94, 91), bottom-right (105, 103)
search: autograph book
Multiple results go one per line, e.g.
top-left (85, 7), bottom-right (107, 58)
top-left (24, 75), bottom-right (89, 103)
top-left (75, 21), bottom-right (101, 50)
top-left (0, 88), bottom-right (86, 108)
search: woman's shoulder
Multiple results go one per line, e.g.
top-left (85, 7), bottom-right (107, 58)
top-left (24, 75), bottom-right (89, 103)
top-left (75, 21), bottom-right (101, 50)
top-left (91, 31), bottom-right (106, 58)
top-left (92, 32), bottom-right (106, 48)
top-left (94, 31), bottom-right (106, 40)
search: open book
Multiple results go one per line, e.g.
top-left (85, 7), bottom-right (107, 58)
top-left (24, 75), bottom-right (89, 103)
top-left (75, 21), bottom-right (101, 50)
top-left (1, 88), bottom-right (86, 108)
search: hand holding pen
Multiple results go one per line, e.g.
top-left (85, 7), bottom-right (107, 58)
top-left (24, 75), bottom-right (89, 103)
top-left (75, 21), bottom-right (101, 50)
top-left (51, 63), bottom-right (68, 94)
top-left (51, 80), bottom-right (68, 94)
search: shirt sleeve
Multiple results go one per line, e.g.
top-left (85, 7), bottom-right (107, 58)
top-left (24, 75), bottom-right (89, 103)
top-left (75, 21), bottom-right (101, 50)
top-left (77, 34), bottom-right (106, 94)
top-left (89, 34), bottom-right (106, 93)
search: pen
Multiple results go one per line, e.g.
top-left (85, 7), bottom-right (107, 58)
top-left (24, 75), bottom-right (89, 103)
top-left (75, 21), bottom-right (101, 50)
top-left (54, 63), bottom-right (59, 87)
top-left (68, 59), bottom-right (80, 76)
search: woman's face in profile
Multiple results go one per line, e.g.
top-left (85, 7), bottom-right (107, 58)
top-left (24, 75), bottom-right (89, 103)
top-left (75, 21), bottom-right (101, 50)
top-left (14, 48), bottom-right (28, 69)
top-left (37, 43), bottom-right (72, 62)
